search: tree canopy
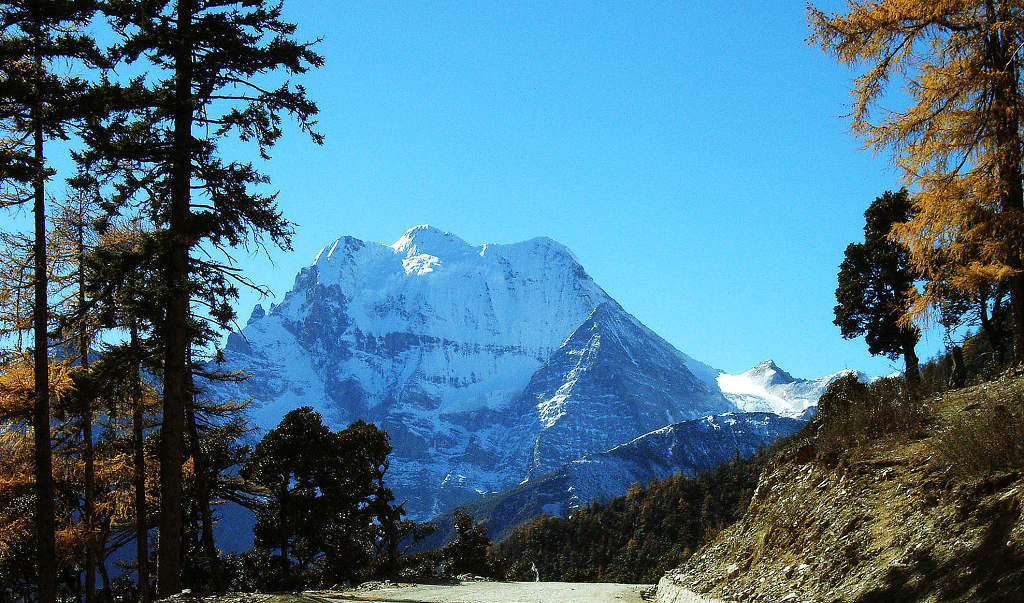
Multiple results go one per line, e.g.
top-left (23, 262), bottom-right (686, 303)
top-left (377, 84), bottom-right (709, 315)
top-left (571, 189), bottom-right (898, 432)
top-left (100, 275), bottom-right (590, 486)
top-left (240, 407), bottom-right (402, 590)
top-left (834, 190), bottom-right (921, 384)
top-left (809, 0), bottom-right (1024, 361)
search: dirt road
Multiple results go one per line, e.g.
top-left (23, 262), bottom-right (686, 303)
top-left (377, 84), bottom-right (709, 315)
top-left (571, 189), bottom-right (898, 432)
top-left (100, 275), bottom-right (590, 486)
top-left (341, 581), bottom-right (653, 602)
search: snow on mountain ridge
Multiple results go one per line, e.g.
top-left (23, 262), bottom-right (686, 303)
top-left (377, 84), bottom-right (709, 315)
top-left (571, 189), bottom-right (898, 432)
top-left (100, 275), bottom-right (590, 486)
top-left (717, 360), bottom-right (871, 417)
top-left (744, 359), bottom-right (796, 386)
top-left (216, 227), bottom-right (733, 519)
top-left (217, 227), bottom-right (867, 521)
top-left (275, 227), bottom-right (610, 353)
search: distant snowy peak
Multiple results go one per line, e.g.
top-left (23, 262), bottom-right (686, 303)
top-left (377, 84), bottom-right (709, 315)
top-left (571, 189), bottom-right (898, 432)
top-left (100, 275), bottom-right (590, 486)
top-left (219, 225), bottom-right (728, 518)
top-left (745, 359), bottom-right (796, 386)
top-left (717, 360), bottom-right (870, 417)
top-left (391, 224), bottom-right (471, 256)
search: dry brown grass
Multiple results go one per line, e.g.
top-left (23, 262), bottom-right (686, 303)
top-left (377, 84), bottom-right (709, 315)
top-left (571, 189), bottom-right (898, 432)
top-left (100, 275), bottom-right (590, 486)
top-left (930, 382), bottom-right (1024, 479)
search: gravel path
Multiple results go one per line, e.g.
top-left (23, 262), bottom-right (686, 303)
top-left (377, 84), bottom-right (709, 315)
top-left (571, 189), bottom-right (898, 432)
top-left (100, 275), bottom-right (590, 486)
top-left (342, 581), bottom-right (654, 602)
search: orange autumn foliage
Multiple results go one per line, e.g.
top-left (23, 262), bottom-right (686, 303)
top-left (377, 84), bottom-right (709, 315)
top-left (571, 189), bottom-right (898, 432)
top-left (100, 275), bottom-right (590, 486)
top-left (809, 1), bottom-right (1024, 336)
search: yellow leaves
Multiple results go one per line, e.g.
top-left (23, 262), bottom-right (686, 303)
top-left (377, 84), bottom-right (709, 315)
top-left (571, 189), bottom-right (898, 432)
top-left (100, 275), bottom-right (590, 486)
top-left (0, 354), bottom-right (75, 420)
top-left (813, 1), bottom-right (1024, 327)
top-left (0, 349), bottom-right (168, 572)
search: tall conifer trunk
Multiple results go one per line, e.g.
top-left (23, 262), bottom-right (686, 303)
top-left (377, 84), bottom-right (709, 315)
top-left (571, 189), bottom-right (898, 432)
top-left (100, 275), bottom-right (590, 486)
top-left (78, 216), bottom-right (96, 603)
top-left (185, 355), bottom-right (221, 590)
top-left (185, 395), bottom-right (221, 589)
top-left (31, 37), bottom-right (57, 603)
top-left (131, 321), bottom-right (150, 603)
top-left (986, 5), bottom-right (1024, 363)
top-left (158, 0), bottom-right (194, 595)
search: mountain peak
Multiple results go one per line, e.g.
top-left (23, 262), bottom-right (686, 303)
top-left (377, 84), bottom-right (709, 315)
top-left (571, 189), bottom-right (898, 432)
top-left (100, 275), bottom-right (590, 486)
top-left (745, 359), bottom-right (796, 386)
top-left (587, 300), bottom-right (622, 321)
top-left (391, 225), bottom-right (472, 257)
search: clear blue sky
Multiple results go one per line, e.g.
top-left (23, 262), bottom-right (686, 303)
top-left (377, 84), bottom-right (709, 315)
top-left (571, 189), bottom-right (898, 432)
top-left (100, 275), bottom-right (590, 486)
top-left (224, 0), bottom-right (943, 379)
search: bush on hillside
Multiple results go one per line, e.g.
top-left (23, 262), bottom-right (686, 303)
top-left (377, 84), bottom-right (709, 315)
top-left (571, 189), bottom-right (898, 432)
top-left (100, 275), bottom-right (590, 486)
top-left (815, 374), bottom-right (927, 452)
top-left (935, 390), bottom-right (1024, 478)
top-left (431, 511), bottom-right (506, 580)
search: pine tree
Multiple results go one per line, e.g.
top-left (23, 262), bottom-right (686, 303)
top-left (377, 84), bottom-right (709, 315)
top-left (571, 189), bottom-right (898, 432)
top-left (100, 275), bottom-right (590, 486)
top-left (240, 409), bottom-right (403, 589)
top-left (442, 511), bottom-right (492, 578)
top-left (0, 5), bottom-right (101, 596)
top-left (809, 1), bottom-right (1024, 362)
top-left (834, 190), bottom-right (921, 385)
top-left (91, 1), bottom-right (323, 594)
top-left (86, 219), bottom-right (166, 601)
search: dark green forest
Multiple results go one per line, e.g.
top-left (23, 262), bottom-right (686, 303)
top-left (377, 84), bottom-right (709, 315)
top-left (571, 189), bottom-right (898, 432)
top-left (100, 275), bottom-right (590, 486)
top-left (493, 449), bottom-right (770, 584)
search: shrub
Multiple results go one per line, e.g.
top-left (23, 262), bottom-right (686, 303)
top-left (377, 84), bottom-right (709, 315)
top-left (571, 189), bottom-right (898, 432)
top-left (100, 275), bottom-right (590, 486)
top-left (935, 397), bottom-right (1024, 478)
top-left (436, 511), bottom-right (505, 579)
top-left (815, 374), bottom-right (927, 451)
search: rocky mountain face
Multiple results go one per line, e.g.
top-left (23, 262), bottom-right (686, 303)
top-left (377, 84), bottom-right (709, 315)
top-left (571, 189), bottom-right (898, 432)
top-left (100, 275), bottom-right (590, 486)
top-left (500, 302), bottom-right (732, 479)
top-left (424, 412), bottom-right (805, 545)
top-left (211, 226), bottom-right (733, 518)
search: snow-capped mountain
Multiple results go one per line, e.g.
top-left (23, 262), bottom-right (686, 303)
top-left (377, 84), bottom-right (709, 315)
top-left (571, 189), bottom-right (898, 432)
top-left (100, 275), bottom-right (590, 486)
top-left (500, 302), bottom-right (732, 478)
top-left (210, 226), bottom-right (733, 518)
top-left (423, 412), bottom-right (805, 544)
top-left (716, 360), bottom-right (869, 417)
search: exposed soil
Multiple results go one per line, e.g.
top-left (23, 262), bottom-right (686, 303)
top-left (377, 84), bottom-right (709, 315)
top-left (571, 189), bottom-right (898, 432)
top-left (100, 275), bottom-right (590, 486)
top-left (658, 372), bottom-right (1024, 602)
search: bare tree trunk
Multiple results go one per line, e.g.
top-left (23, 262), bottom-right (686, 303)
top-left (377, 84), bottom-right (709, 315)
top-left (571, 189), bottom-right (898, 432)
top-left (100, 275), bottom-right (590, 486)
top-left (1011, 276), bottom-right (1024, 363)
top-left (31, 41), bottom-right (57, 603)
top-left (185, 384), bottom-right (222, 590)
top-left (902, 337), bottom-right (920, 388)
top-left (158, 0), bottom-right (194, 596)
top-left (949, 345), bottom-right (967, 389)
top-left (131, 321), bottom-right (151, 603)
top-left (78, 216), bottom-right (96, 603)
top-left (979, 285), bottom-right (1007, 364)
top-left (280, 483), bottom-right (289, 582)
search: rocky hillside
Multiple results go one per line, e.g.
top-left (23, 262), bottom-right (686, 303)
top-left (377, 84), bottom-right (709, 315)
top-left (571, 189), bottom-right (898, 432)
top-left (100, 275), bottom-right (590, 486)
top-left (657, 371), bottom-right (1024, 603)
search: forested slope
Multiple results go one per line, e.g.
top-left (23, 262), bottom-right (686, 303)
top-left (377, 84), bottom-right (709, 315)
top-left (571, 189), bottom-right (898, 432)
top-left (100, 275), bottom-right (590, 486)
top-left (494, 448), bottom-right (773, 583)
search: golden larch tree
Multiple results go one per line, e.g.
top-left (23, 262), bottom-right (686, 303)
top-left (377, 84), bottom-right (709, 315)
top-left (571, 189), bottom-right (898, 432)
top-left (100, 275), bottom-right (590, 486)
top-left (809, 0), bottom-right (1024, 360)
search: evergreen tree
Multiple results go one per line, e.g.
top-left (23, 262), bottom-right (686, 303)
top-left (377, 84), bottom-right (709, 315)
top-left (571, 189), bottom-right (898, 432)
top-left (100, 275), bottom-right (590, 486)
top-left (0, 3), bottom-right (101, 598)
top-left (809, 1), bottom-right (1024, 362)
top-left (90, 1), bottom-right (323, 594)
top-left (240, 408), bottom-right (399, 589)
top-left (834, 190), bottom-right (921, 385)
top-left (441, 511), bottom-right (492, 578)
top-left (85, 218), bottom-right (163, 602)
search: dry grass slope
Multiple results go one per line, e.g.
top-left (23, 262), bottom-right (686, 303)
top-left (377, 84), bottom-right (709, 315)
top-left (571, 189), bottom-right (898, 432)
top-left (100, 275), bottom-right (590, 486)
top-left (658, 370), bottom-right (1024, 603)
